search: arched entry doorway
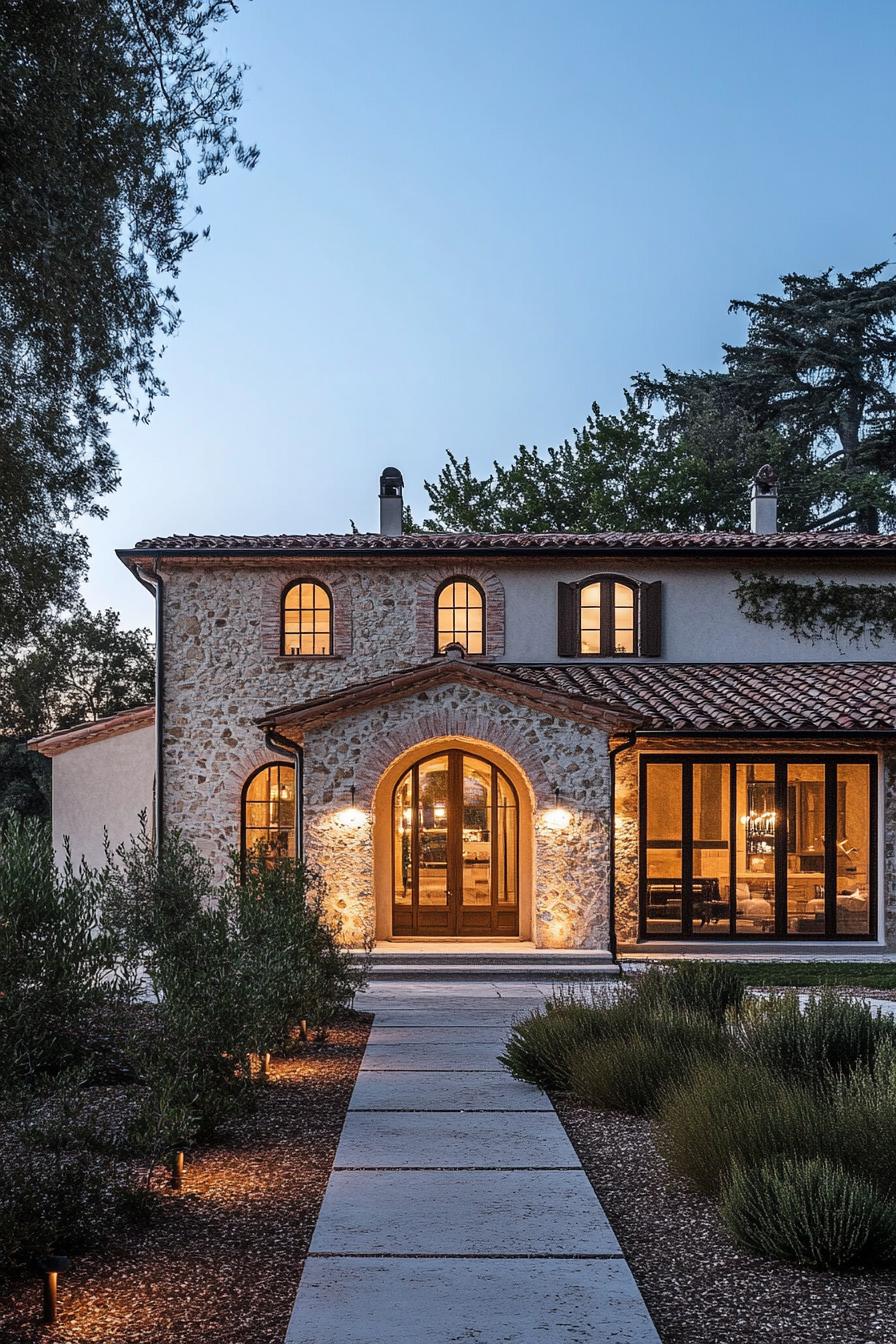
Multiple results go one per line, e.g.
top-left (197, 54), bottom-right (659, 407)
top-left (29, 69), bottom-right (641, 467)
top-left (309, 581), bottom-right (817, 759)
top-left (391, 749), bottom-right (519, 936)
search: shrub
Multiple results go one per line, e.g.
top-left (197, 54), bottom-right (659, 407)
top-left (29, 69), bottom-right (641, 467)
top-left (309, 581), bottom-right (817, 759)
top-left (721, 1156), bottom-right (896, 1271)
top-left (631, 961), bottom-right (745, 1024)
top-left (0, 817), bottom-right (116, 1083)
top-left (739, 989), bottom-right (896, 1087)
top-left (657, 1057), bottom-right (823, 1194)
top-left (568, 1011), bottom-right (726, 1114)
top-left (823, 1043), bottom-right (896, 1197)
top-left (500, 993), bottom-right (640, 1091)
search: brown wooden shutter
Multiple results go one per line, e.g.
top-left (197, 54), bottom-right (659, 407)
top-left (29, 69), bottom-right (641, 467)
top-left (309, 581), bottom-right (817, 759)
top-left (557, 582), bottom-right (578, 656)
top-left (640, 580), bottom-right (662, 657)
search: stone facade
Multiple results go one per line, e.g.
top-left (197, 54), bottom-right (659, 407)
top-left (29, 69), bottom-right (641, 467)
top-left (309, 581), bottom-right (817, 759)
top-left (159, 558), bottom-right (610, 948)
top-left (613, 734), bottom-right (893, 948)
top-left (155, 555), bottom-right (891, 950)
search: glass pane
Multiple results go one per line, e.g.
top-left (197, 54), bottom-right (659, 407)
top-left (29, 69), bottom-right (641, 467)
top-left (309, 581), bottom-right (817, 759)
top-left (436, 581), bottom-right (483, 653)
top-left (613, 582), bottom-right (635, 654)
top-left (692, 763), bottom-right (730, 935)
top-left (461, 757), bottom-right (491, 906)
top-left (645, 762), bottom-right (683, 934)
top-left (580, 582), bottom-right (601, 654)
top-left (496, 772), bottom-right (517, 905)
top-left (393, 770), bottom-right (414, 906)
top-left (837, 763), bottom-right (871, 935)
top-left (734, 763), bottom-right (776, 934)
top-left (786, 763), bottom-right (826, 934)
top-left (243, 765), bottom-right (296, 862)
top-left (417, 756), bottom-right (449, 905)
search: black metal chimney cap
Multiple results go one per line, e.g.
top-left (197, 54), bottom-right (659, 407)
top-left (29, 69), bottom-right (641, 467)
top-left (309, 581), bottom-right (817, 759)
top-left (379, 467), bottom-right (404, 496)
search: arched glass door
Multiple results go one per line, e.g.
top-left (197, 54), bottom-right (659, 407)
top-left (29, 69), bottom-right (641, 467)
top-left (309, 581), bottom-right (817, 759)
top-left (392, 750), bottom-right (519, 936)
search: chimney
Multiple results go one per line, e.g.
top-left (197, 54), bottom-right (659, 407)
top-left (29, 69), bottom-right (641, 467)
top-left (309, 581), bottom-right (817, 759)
top-left (379, 467), bottom-right (404, 536)
top-left (750, 464), bottom-right (779, 534)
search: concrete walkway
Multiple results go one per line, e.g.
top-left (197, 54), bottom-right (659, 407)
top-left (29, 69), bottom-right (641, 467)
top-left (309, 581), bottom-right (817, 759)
top-left (285, 980), bottom-right (660, 1344)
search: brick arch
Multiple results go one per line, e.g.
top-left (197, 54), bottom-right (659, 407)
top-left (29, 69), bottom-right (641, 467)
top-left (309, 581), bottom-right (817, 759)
top-left (260, 568), bottom-right (352, 657)
top-left (415, 566), bottom-right (505, 658)
top-left (223, 742), bottom-right (295, 819)
top-left (352, 706), bottom-right (551, 804)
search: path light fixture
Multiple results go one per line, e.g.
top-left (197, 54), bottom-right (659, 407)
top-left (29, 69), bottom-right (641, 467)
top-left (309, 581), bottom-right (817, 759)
top-left (34, 1255), bottom-right (70, 1324)
top-left (170, 1150), bottom-right (185, 1189)
top-left (544, 785), bottom-right (572, 831)
top-left (336, 784), bottom-right (366, 829)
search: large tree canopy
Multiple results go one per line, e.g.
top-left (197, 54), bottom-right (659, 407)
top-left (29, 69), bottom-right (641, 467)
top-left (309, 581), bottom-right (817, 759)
top-left (0, 605), bottom-right (155, 820)
top-left (416, 257), bottom-right (896, 537)
top-left (418, 388), bottom-right (813, 534)
top-left (0, 0), bottom-right (256, 654)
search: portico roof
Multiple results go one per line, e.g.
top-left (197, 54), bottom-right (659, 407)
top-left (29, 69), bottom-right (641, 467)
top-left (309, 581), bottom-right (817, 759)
top-left (259, 660), bottom-right (896, 737)
top-left (256, 657), bottom-right (646, 734)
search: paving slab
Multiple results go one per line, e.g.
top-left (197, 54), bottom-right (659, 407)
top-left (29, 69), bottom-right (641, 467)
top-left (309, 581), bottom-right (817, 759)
top-left (309, 1168), bottom-right (622, 1255)
top-left (365, 1010), bottom-right (523, 1028)
top-left (286, 1256), bottom-right (660, 1344)
top-left (359, 1038), bottom-right (507, 1070)
top-left (367, 1025), bottom-right (508, 1044)
top-left (348, 1068), bottom-right (551, 1112)
top-left (334, 1109), bottom-right (580, 1169)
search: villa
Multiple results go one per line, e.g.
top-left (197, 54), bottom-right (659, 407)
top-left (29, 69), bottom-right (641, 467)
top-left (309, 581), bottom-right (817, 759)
top-left (31, 467), bottom-right (896, 956)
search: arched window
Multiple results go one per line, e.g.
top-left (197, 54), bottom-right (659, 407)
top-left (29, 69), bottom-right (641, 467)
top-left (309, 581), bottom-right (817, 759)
top-left (435, 577), bottom-right (485, 655)
top-left (242, 763), bottom-right (296, 865)
top-left (558, 575), bottom-right (661, 657)
top-left (282, 581), bottom-right (332, 656)
top-left (579, 577), bottom-right (637, 655)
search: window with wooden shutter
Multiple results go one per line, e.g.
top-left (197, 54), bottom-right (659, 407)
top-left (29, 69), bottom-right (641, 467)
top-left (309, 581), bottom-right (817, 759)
top-left (557, 575), bottom-right (657, 657)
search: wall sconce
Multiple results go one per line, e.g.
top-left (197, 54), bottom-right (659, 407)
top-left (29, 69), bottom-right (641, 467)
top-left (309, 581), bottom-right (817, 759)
top-left (543, 785), bottom-right (571, 831)
top-left (337, 784), bottom-right (367, 828)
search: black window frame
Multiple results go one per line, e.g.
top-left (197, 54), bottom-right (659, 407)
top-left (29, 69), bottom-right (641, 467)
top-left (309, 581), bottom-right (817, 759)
top-left (281, 579), bottom-right (334, 657)
top-left (241, 761), bottom-right (298, 875)
top-left (638, 752), bottom-right (878, 941)
top-left (434, 575), bottom-right (486, 656)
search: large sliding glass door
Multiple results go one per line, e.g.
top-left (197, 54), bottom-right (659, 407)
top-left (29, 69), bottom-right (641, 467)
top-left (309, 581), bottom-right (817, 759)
top-left (392, 750), bottom-right (519, 936)
top-left (641, 754), bottom-right (876, 940)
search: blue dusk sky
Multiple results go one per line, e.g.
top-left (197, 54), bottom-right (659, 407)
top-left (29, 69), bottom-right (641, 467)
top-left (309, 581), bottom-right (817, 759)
top-left (84, 0), bottom-right (896, 629)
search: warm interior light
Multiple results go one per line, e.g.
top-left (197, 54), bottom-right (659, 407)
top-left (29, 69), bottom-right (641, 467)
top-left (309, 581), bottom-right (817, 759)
top-left (433, 802), bottom-right (447, 823)
top-left (543, 806), bottom-right (571, 831)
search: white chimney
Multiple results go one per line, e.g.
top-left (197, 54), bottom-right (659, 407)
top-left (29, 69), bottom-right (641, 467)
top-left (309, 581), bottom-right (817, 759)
top-left (379, 467), bottom-right (404, 536)
top-left (750, 464), bottom-right (779, 534)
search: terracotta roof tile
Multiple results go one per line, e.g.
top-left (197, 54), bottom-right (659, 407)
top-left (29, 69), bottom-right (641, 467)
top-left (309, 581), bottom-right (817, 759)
top-left (494, 662), bottom-right (896, 733)
top-left (120, 531), bottom-right (896, 557)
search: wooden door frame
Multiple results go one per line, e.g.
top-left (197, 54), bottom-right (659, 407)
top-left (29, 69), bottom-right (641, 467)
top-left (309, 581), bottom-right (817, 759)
top-left (391, 748), bottom-right (520, 937)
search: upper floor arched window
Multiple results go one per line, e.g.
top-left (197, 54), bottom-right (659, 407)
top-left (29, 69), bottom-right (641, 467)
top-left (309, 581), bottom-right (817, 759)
top-left (435, 577), bottom-right (485, 655)
top-left (282, 581), bottom-right (332, 656)
top-left (558, 575), bottom-right (661, 658)
top-left (241, 762), bottom-right (297, 867)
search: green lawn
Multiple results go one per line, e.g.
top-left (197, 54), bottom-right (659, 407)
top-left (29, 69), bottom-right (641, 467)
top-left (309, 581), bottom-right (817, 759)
top-left (622, 960), bottom-right (896, 991)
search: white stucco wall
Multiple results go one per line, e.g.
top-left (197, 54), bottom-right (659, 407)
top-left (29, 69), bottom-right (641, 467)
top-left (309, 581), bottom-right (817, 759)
top-left (500, 559), bottom-right (896, 663)
top-left (51, 725), bottom-right (155, 870)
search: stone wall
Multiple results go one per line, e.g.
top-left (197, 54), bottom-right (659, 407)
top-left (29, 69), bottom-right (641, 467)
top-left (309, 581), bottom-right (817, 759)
top-left (159, 559), bottom-right (609, 949)
top-left (300, 681), bottom-right (611, 948)
top-left (613, 735), bottom-right (893, 948)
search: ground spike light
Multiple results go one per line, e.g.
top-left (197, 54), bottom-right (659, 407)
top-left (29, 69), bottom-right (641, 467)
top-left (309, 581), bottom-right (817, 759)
top-left (170, 1150), bottom-right (185, 1189)
top-left (34, 1255), bottom-right (70, 1324)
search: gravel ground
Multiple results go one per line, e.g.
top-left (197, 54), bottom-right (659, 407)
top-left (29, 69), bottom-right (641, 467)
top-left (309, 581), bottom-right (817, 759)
top-left (555, 1099), bottom-right (896, 1344)
top-left (0, 1017), bottom-right (370, 1344)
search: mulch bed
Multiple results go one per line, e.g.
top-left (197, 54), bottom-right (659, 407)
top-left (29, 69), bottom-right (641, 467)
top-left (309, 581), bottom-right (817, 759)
top-left (0, 1016), bottom-right (371, 1344)
top-left (555, 1098), bottom-right (896, 1344)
